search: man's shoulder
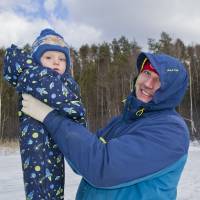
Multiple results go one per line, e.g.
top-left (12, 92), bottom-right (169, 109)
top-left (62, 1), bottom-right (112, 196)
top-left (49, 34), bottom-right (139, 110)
top-left (133, 111), bottom-right (190, 153)
top-left (145, 110), bottom-right (186, 125)
top-left (137, 110), bottom-right (189, 138)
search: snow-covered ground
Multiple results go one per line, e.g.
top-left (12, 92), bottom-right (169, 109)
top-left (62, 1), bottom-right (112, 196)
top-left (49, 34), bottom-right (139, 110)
top-left (0, 147), bottom-right (81, 200)
top-left (0, 142), bottom-right (199, 200)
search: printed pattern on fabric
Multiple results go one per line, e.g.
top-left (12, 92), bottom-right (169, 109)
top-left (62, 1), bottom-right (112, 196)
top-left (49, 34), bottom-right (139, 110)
top-left (4, 45), bottom-right (86, 200)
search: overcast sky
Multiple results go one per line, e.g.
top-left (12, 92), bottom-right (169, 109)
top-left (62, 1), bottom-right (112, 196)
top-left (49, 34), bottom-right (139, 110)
top-left (1, 0), bottom-right (200, 50)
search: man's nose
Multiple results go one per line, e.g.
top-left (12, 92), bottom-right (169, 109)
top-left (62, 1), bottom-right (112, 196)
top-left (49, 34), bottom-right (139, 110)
top-left (144, 78), bottom-right (154, 89)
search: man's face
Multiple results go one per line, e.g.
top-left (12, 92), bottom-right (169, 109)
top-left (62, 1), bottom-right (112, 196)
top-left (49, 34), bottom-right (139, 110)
top-left (135, 70), bottom-right (161, 103)
top-left (40, 51), bottom-right (66, 74)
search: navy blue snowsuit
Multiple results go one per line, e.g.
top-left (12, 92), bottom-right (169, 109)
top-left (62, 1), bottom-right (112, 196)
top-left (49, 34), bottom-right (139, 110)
top-left (4, 45), bottom-right (86, 200)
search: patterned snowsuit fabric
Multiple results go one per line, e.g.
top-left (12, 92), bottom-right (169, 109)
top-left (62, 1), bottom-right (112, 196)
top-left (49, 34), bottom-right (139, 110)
top-left (4, 45), bottom-right (86, 200)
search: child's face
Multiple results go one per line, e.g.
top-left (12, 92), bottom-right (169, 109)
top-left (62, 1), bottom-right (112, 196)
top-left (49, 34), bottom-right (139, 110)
top-left (40, 51), bottom-right (67, 74)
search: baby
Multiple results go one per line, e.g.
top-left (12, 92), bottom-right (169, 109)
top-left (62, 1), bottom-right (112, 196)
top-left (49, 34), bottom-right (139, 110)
top-left (4, 28), bottom-right (86, 200)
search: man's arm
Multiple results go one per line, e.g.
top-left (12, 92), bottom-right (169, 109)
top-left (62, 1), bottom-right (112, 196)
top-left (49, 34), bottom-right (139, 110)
top-left (43, 110), bottom-right (189, 188)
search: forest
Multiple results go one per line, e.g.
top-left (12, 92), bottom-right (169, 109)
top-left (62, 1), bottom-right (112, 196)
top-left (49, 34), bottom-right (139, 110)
top-left (1, 32), bottom-right (200, 141)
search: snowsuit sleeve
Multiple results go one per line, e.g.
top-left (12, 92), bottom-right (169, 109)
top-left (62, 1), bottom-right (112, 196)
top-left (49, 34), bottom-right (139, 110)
top-left (3, 45), bottom-right (86, 123)
top-left (3, 44), bottom-right (32, 86)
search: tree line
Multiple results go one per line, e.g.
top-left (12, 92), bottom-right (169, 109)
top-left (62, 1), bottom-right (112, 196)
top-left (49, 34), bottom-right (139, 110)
top-left (0, 32), bottom-right (200, 142)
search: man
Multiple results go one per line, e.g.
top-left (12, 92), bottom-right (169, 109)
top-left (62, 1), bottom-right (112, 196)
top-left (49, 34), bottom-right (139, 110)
top-left (22, 52), bottom-right (189, 200)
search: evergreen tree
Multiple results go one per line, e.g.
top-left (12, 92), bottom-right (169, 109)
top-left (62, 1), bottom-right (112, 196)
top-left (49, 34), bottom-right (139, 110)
top-left (1, 33), bottom-right (200, 141)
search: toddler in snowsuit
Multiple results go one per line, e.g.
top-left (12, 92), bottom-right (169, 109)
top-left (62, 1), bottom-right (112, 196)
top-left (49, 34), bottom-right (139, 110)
top-left (4, 28), bottom-right (86, 200)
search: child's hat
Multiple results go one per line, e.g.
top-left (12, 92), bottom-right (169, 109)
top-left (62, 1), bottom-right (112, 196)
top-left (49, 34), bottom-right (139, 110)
top-left (32, 28), bottom-right (71, 67)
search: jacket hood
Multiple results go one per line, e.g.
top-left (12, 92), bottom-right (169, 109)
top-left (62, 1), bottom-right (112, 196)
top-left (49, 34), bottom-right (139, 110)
top-left (136, 52), bottom-right (188, 110)
top-left (122, 52), bottom-right (188, 121)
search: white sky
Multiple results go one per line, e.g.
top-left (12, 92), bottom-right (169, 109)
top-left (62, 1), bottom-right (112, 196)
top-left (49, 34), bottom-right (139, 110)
top-left (1, 0), bottom-right (200, 50)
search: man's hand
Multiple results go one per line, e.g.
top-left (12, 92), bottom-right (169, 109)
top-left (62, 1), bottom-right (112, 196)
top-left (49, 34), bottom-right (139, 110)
top-left (22, 93), bottom-right (53, 122)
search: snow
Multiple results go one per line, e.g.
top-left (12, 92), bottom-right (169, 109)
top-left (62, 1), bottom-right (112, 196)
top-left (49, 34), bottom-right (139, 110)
top-left (177, 143), bottom-right (200, 200)
top-left (0, 148), bottom-right (81, 200)
top-left (0, 142), bottom-right (199, 200)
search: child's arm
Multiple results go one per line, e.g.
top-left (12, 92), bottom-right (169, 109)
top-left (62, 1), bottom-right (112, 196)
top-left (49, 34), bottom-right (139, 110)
top-left (3, 44), bottom-right (33, 87)
top-left (4, 45), bottom-right (85, 123)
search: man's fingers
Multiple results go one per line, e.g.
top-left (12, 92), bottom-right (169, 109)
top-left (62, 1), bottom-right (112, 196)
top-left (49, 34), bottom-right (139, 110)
top-left (22, 93), bottom-right (29, 100)
top-left (22, 99), bottom-right (28, 107)
top-left (21, 107), bottom-right (25, 113)
top-left (21, 107), bottom-right (28, 115)
top-left (22, 93), bottom-right (33, 101)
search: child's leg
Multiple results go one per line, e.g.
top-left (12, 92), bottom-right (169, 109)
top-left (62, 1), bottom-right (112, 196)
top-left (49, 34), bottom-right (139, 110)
top-left (19, 117), bottom-right (65, 200)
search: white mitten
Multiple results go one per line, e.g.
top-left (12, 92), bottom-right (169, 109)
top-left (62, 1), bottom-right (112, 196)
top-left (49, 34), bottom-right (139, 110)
top-left (22, 93), bottom-right (53, 122)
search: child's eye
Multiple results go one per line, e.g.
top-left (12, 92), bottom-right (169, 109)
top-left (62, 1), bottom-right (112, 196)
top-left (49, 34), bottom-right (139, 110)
top-left (59, 58), bottom-right (66, 61)
top-left (45, 56), bottom-right (52, 59)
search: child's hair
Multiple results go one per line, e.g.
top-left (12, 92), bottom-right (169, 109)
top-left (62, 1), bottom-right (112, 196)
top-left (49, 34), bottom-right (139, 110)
top-left (32, 28), bottom-right (71, 68)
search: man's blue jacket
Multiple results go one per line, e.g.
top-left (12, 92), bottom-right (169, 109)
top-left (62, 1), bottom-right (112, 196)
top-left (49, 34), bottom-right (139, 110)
top-left (43, 52), bottom-right (189, 200)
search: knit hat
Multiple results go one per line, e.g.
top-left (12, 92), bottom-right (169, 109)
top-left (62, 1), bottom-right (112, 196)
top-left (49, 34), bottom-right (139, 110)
top-left (32, 28), bottom-right (71, 68)
top-left (140, 60), bottom-right (158, 75)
